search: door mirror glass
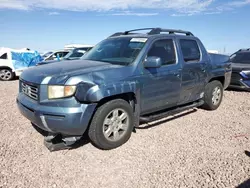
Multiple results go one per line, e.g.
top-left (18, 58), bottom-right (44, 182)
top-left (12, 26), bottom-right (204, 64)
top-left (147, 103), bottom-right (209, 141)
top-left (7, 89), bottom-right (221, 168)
top-left (144, 56), bottom-right (162, 68)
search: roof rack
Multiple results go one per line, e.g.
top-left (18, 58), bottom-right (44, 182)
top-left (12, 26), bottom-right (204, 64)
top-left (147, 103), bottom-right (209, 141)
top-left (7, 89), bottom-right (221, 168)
top-left (108, 28), bottom-right (194, 38)
top-left (238, 48), bottom-right (250, 51)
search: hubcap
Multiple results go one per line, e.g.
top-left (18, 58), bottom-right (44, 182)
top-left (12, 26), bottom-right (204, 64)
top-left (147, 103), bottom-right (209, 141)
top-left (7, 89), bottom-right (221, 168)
top-left (212, 86), bottom-right (221, 105)
top-left (103, 108), bottom-right (129, 142)
top-left (0, 69), bottom-right (12, 80)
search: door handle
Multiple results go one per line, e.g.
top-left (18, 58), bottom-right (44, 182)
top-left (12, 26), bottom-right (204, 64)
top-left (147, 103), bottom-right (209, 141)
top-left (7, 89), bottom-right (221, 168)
top-left (174, 72), bottom-right (180, 78)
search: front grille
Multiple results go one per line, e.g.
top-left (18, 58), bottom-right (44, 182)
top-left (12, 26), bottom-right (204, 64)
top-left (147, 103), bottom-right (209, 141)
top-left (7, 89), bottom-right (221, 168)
top-left (21, 82), bottom-right (39, 100)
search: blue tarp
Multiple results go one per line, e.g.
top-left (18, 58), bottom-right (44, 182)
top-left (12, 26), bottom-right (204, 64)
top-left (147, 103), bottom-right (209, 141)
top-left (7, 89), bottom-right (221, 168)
top-left (11, 51), bottom-right (44, 69)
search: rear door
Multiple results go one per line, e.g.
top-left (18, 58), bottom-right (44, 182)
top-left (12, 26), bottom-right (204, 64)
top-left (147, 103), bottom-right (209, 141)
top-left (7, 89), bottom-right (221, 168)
top-left (178, 38), bottom-right (207, 105)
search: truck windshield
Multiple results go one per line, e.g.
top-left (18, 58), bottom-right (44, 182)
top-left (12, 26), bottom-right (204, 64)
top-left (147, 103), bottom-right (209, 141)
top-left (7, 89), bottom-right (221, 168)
top-left (82, 37), bottom-right (147, 65)
top-left (230, 52), bottom-right (250, 64)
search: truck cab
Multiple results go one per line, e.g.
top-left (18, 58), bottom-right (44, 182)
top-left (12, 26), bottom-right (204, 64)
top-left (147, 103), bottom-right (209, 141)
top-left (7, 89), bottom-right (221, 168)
top-left (16, 28), bottom-right (232, 151)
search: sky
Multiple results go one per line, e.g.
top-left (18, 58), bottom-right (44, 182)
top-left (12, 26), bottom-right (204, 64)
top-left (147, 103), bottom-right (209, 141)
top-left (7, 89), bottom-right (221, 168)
top-left (0, 0), bottom-right (250, 54)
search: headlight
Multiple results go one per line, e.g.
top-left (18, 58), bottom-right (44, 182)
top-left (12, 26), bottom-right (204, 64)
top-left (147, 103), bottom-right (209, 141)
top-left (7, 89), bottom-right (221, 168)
top-left (242, 70), bottom-right (250, 77)
top-left (48, 85), bottom-right (76, 99)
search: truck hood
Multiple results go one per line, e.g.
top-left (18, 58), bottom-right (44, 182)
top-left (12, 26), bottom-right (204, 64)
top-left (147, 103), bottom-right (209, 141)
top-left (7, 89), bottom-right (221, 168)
top-left (231, 63), bottom-right (250, 72)
top-left (37, 57), bottom-right (81, 66)
top-left (20, 59), bottom-right (126, 84)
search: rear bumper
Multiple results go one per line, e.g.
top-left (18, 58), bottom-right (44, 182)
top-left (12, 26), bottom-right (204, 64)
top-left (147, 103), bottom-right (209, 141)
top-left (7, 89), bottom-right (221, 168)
top-left (16, 93), bottom-right (97, 136)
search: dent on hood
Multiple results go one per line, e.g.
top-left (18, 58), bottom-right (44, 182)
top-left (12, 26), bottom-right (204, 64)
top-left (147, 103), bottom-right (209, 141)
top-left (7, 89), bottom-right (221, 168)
top-left (64, 71), bottom-right (107, 86)
top-left (64, 65), bottom-right (129, 86)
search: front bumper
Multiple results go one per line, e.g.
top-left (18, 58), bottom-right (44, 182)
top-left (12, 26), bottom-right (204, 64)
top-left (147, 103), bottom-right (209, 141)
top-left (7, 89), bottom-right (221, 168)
top-left (229, 80), bottom-right (250, 91)
top-left (16, 93), bottom-right (97, 136)
top-left (229, 72), bottom-right (250, 91)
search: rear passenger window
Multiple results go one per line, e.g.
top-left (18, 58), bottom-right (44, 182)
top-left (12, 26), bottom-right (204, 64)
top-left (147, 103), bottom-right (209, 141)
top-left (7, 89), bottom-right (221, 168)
top-left (147, 39), bottom-right (176, 66)
top-left (180, 39), bottom-right (200, 63)
top-left (0, 53), bottom-right (7, 59)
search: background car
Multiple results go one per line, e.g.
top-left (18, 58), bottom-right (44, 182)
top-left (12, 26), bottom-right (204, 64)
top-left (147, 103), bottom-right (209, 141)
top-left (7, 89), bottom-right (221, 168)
top-left (37, 46), bottom-right (93, 66)
top-left (229, 48), bottom-right (250, 91)
top-left (0, 47), bottom-right (42, 81)
top-left (41, 51), bottom-right (53, 58)
top-left (43, 49), bottom-right (71, 61)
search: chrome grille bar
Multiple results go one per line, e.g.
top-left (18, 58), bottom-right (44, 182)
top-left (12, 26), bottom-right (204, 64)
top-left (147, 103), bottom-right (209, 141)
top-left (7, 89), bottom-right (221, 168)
top-left (21, 82), bottom-right (38, 100)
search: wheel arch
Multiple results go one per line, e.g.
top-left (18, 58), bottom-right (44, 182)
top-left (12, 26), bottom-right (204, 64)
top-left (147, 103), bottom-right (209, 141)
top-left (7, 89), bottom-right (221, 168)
top-left (208, 76), bottom-right (225, 87)
top-left (96, 92), bottom-right (137, 111)
top-left (0, 66), bottom-right (13, 71)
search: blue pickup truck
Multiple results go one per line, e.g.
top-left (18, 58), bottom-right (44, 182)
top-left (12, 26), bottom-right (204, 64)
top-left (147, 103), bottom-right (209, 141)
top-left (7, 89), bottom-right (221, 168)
top-left (16, 28), bottom-right (232, 151)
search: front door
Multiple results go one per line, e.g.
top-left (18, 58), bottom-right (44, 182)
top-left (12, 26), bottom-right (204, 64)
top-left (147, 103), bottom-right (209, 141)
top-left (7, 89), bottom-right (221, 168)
top-left (178, 39), bottom-right (207, 105)
top-left (140, 38), bottom-right (182, 115)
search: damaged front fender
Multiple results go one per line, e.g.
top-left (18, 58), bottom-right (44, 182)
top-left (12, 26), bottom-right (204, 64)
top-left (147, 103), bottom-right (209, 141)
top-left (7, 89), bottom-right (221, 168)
top-left (75, 81), bottom-right (138, 103)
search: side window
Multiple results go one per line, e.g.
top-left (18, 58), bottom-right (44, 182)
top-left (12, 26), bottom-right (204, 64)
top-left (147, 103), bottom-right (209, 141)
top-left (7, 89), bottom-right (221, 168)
top-left (61, 52), bottom-right (69, 57)
top-left (47, 52), bottom-right (59, 60)
top-left (147, 39), bottom-right (176, 66)
top-left (180, 39), bottom-right (201, 63)
top-left (0, 53), bottom-right (8, 60)
top-left (53, 52), bottom-right (66, 58)
top-left (53, 53), bottom-right (59, 58)
top-left (56, 52), bottom-right (63, 58)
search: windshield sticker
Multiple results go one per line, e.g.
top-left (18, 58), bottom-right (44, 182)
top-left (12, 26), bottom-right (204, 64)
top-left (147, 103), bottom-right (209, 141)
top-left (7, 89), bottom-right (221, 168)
top-left (130, 38), bottom-right (148, 43)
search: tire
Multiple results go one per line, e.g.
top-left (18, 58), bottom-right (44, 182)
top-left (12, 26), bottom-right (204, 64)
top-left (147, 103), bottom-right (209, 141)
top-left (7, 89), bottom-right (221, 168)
top-left (0, 68), bottom-right (15, 81)
top-left (201, 80), bottom-right (223, 111)
top-left (88, 99), bottom-right (134, 150)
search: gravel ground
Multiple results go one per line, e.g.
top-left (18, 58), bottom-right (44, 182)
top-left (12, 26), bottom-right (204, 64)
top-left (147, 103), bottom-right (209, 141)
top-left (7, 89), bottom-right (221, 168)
top-left (0, 80), bottom-right (249, 188)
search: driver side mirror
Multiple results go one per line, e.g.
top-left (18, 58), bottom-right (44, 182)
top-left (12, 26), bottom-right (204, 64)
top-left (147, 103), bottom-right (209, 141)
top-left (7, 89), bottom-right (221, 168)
top-left (144, 56), bottom-right (162, 68)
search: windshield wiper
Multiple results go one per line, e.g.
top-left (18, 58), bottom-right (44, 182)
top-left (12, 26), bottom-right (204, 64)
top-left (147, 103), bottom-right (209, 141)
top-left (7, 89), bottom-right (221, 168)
top-left (97, 60), bottom-right (130, 66)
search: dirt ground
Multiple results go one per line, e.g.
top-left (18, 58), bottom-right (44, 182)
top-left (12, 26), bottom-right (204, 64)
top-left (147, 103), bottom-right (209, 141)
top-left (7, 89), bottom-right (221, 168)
top-left (0, 80), bottom-right (249, 188)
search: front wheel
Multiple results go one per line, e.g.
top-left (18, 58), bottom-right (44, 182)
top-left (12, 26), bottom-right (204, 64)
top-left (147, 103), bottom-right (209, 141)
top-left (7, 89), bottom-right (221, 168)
top-left (88, 99), bottom-right (134, 150)
top-left (0, 68), bottom-right (15, 81)
top-left (201, 80), bottom-right (224, 110)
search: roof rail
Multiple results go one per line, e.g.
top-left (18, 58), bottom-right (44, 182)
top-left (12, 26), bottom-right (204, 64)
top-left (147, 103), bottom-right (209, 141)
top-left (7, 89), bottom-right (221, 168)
top-left (150, 28), bottom-right (194, 36)
top-left (108, 32), bottom-right (125, 38)
top-left (124, 28), bottom-right (156, 35)
top-left (108, 27), bottom-right (194, 38)
top-left (239, 48), bottom-right (250, 51)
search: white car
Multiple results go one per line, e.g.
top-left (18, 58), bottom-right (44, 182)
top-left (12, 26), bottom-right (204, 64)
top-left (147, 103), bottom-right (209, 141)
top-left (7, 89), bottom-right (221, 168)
top-left (43, 49), bottom-right (71, 61)
top-left (0, 47), bottom-right (42, 81)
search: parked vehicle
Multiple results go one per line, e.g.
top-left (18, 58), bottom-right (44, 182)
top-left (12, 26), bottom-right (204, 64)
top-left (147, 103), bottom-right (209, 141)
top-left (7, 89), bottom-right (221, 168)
top-left (0, 47), bottom-right (42, 81)
top-left (37, 46), bottom-right (93, 66)
top-left (41, 51), bottom-right (53, 59)
top-left (229, 48), bottom-right (250, 91)
top-left (43, 49), bottom-right (71, 61)
top-left (64, 44), bottom-right (94, 50)
top-left (16, 28), bottom-right (232, 151)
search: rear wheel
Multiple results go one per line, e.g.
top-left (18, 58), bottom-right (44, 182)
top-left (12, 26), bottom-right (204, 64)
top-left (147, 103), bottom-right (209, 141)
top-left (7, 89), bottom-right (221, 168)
top-left (0, 68), bottom-right (15, 81)
top-left (202, 80), bottom-right (223, 110)
top-left (88, 99), bottom-right (134, 150)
